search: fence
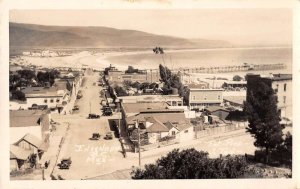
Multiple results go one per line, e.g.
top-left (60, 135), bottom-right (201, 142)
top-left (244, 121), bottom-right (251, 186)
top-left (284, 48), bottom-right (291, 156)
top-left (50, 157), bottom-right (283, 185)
top-left (195, 122), bottom-right (246, 139)
top-left (140, 137), bottom-right (180, 152)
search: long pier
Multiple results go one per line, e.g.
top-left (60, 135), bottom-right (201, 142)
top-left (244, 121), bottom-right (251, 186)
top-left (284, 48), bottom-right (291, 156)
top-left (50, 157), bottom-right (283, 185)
top-left (172, 63), bottom-right (286, 74)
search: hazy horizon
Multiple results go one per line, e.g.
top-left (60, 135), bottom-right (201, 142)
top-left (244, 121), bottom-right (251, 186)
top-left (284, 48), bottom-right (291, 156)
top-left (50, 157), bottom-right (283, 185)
top-left (10, 9), bottom-right (292, 46)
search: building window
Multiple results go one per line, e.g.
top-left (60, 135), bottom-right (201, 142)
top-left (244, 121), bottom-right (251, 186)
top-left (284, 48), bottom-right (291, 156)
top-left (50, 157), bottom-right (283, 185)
top-left (56, 99), bottom-right (60, 103)
top-left (44, 99), bottom-right (48, 103)
top-left (218, 95), bottom-right (221, 100)
top-left (184, 130), bottom-right (188, 133)
top-left (172, 131), bottom-right (176, 136)
top-left (50, 99), bottom-right (54, 103)
top-left (283, 96), bottom-right (286, 104)
top-left (284, 83), bottom-right (287, 92)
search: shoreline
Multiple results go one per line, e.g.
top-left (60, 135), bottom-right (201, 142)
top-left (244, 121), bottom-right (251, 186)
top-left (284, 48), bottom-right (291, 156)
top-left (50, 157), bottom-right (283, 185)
top-left (10, 47), bottom-right (292, 75)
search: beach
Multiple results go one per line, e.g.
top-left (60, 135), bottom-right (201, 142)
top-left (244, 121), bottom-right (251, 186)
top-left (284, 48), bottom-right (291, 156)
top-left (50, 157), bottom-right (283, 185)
top-left (10, 47), bottom-right (292, 76)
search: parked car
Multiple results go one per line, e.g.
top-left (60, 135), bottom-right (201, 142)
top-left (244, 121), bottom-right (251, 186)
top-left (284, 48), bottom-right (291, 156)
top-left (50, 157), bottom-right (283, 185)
top-left (58, 157), bottom-right (72, 169)
top-left (103, 107), bottom-right (113, 116)
top-left (72, 105), bottom-right (79, 111)
top-left (90, 133), bottom-right (100, 140)
top-left (104, 132), bottom-right (113, 140)
top-left (88, 114), bottom-right (100, 119)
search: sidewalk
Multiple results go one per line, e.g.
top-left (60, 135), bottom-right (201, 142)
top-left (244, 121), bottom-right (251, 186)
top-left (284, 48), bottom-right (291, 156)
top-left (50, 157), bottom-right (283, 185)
top-left (39, 123), bottom-right (68, 180)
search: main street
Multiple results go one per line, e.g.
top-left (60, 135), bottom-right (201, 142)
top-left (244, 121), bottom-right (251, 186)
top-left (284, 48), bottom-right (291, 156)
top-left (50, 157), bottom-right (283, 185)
top-left (48, 69), bottom-right (258, 180)
top-left (51, 69), bottom-right (124, 179)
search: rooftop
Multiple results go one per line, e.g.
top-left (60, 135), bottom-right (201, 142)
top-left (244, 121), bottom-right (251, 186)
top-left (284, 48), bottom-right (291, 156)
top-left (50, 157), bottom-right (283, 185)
top-left (205, 106), bottom-right (229, 113)
top-left (223, 96), bottom-right (246, 106)
top-left (118, 95), bottom-right (182, 104)
top-left (122, 102), bottom-right (170, 114)
top-left (224, 81), bottom-right (247, 85)
top-left (246, 73), bottom-right (292, 82)
top-left (10, 144), bottom-right (32, 160)
top-left (126, 111), bottom-right (188, 125)
top-left (271, 74), bottom-right (292, 81)
top-left (144, 117), bottom-right (170, 133)
top-left (10, 110), bottom-right (48, 127)
top-left (15, 133), bottom-right (47, 151)
top-left (21, 86), bottom-right (65, 97)
top-left (187, 82), bottom-right (209, 89)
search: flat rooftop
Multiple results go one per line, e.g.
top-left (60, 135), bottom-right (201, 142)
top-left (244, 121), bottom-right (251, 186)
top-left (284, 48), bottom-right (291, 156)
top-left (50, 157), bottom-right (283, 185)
top-left (122, 102), bottom-right (170, 114)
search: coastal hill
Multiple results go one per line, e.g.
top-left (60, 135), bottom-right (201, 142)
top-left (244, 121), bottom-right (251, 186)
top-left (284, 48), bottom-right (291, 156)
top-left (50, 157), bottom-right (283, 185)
top-left (9, 22), bottom-right (232, 49)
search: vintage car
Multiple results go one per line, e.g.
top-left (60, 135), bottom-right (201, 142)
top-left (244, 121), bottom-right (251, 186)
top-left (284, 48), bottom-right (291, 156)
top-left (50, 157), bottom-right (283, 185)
top-left (90, 133), bottom-right (100, 140)
top-left (104, 132), bottom-right (113, 140)
top-left (58, 157), bottom-right (72, 169)
top-left (88, 114), bottom-right (100, 119)
top-left (72, 105), bottom-right (79, 111)
top-left (102, 107), bottom-right (113, 116)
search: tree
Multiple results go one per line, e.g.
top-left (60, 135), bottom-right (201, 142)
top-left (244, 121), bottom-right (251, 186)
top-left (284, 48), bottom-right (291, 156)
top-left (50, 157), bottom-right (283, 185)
top-left (159, 64), bottom-right (185, 96)
top-left (11, 90), bottom-right (26, 101)
top-left (123, 80), bottom-right (132, 90)
top-left (17, 70), bottom-right (36, 81)
top-left (244, 77), bottom-right (284, 164)
top-left (159, 64), bottom-right (167, 82)
top-left (114, 85), bottom-right (127, 96)
top-left (131, 148), bottom-right (249, 179)
top-left (233, 75), bottom-right (243, 81)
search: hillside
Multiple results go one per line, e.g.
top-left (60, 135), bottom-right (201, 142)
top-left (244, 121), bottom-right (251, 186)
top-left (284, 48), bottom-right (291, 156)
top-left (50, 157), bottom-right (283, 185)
top-left (9, 22), bottom-right (231, 48)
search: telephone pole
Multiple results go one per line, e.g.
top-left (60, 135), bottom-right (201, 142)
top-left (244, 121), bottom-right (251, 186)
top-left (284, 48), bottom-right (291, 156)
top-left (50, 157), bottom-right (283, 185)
top-left (136, 119), bottom-right (141, 167)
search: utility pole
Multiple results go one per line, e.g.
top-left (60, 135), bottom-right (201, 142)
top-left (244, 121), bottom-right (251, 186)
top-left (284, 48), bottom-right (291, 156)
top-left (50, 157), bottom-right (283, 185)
top-left (136, 119), bottom-right (141, 167)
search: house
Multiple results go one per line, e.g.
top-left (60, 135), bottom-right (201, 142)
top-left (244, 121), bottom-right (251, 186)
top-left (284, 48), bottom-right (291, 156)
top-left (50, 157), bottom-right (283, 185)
top-left (10, 144), bottom-right (32, 171)
top-left (126, 112), bottom-right (194, 145)
top-left (246, 73), bottom-right (292, 119)
top-left (13, 133), bottom-right (48, 164)
top-left (188, 88), bottom-right (224, 110)
top-left (123, 102), bottom-right (194, 145)
top-left (204, 106), bottom-right (230, 120)
top-left (10, 110), bottom-right (51, 148)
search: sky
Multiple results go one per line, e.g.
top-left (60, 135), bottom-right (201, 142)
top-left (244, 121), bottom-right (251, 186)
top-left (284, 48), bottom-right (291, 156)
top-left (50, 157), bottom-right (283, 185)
top-left (10, 9), bottom-right (292, 46)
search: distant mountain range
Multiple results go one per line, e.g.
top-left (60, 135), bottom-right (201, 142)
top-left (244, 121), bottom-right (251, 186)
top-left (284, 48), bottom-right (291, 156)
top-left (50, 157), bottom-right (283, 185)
top-left (9, 22), bottom-right (232, 49)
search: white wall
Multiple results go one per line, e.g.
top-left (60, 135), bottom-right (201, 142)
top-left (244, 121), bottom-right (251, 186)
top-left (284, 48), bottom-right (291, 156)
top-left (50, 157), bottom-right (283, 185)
top-left (26, 96), bottom-right (66, 108)
top-left (179, 127), bottom-right (194, 141)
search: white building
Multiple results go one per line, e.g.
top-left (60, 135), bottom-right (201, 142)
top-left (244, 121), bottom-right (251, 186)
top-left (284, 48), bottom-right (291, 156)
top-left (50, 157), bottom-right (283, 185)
top-left (20, 85), bottom-right (70, 113)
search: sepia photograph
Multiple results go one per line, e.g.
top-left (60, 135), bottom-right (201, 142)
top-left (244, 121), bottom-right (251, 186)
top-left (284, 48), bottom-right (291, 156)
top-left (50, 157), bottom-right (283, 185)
top-left (5, 7), bottom-right (295, 183)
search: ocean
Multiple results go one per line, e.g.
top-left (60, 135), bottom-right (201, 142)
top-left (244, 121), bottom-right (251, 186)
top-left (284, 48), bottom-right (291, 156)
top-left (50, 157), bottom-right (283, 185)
top-left (105, 47), bottom-right (292, 73)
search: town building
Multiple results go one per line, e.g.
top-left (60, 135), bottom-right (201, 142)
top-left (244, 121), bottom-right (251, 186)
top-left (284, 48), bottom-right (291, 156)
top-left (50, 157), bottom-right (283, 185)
top-left (188, 87), bottom-right (224, 110)
top-left (105, 64), bottom-right (160, 84)
top-left (118, 94), bottom-right (183, 106)
top-left (20, 86), bottom-right (70, 113)
top-left (246, 73), bottom-right (292, 119)
top-left (222, 81), bottom-right (247, 90)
